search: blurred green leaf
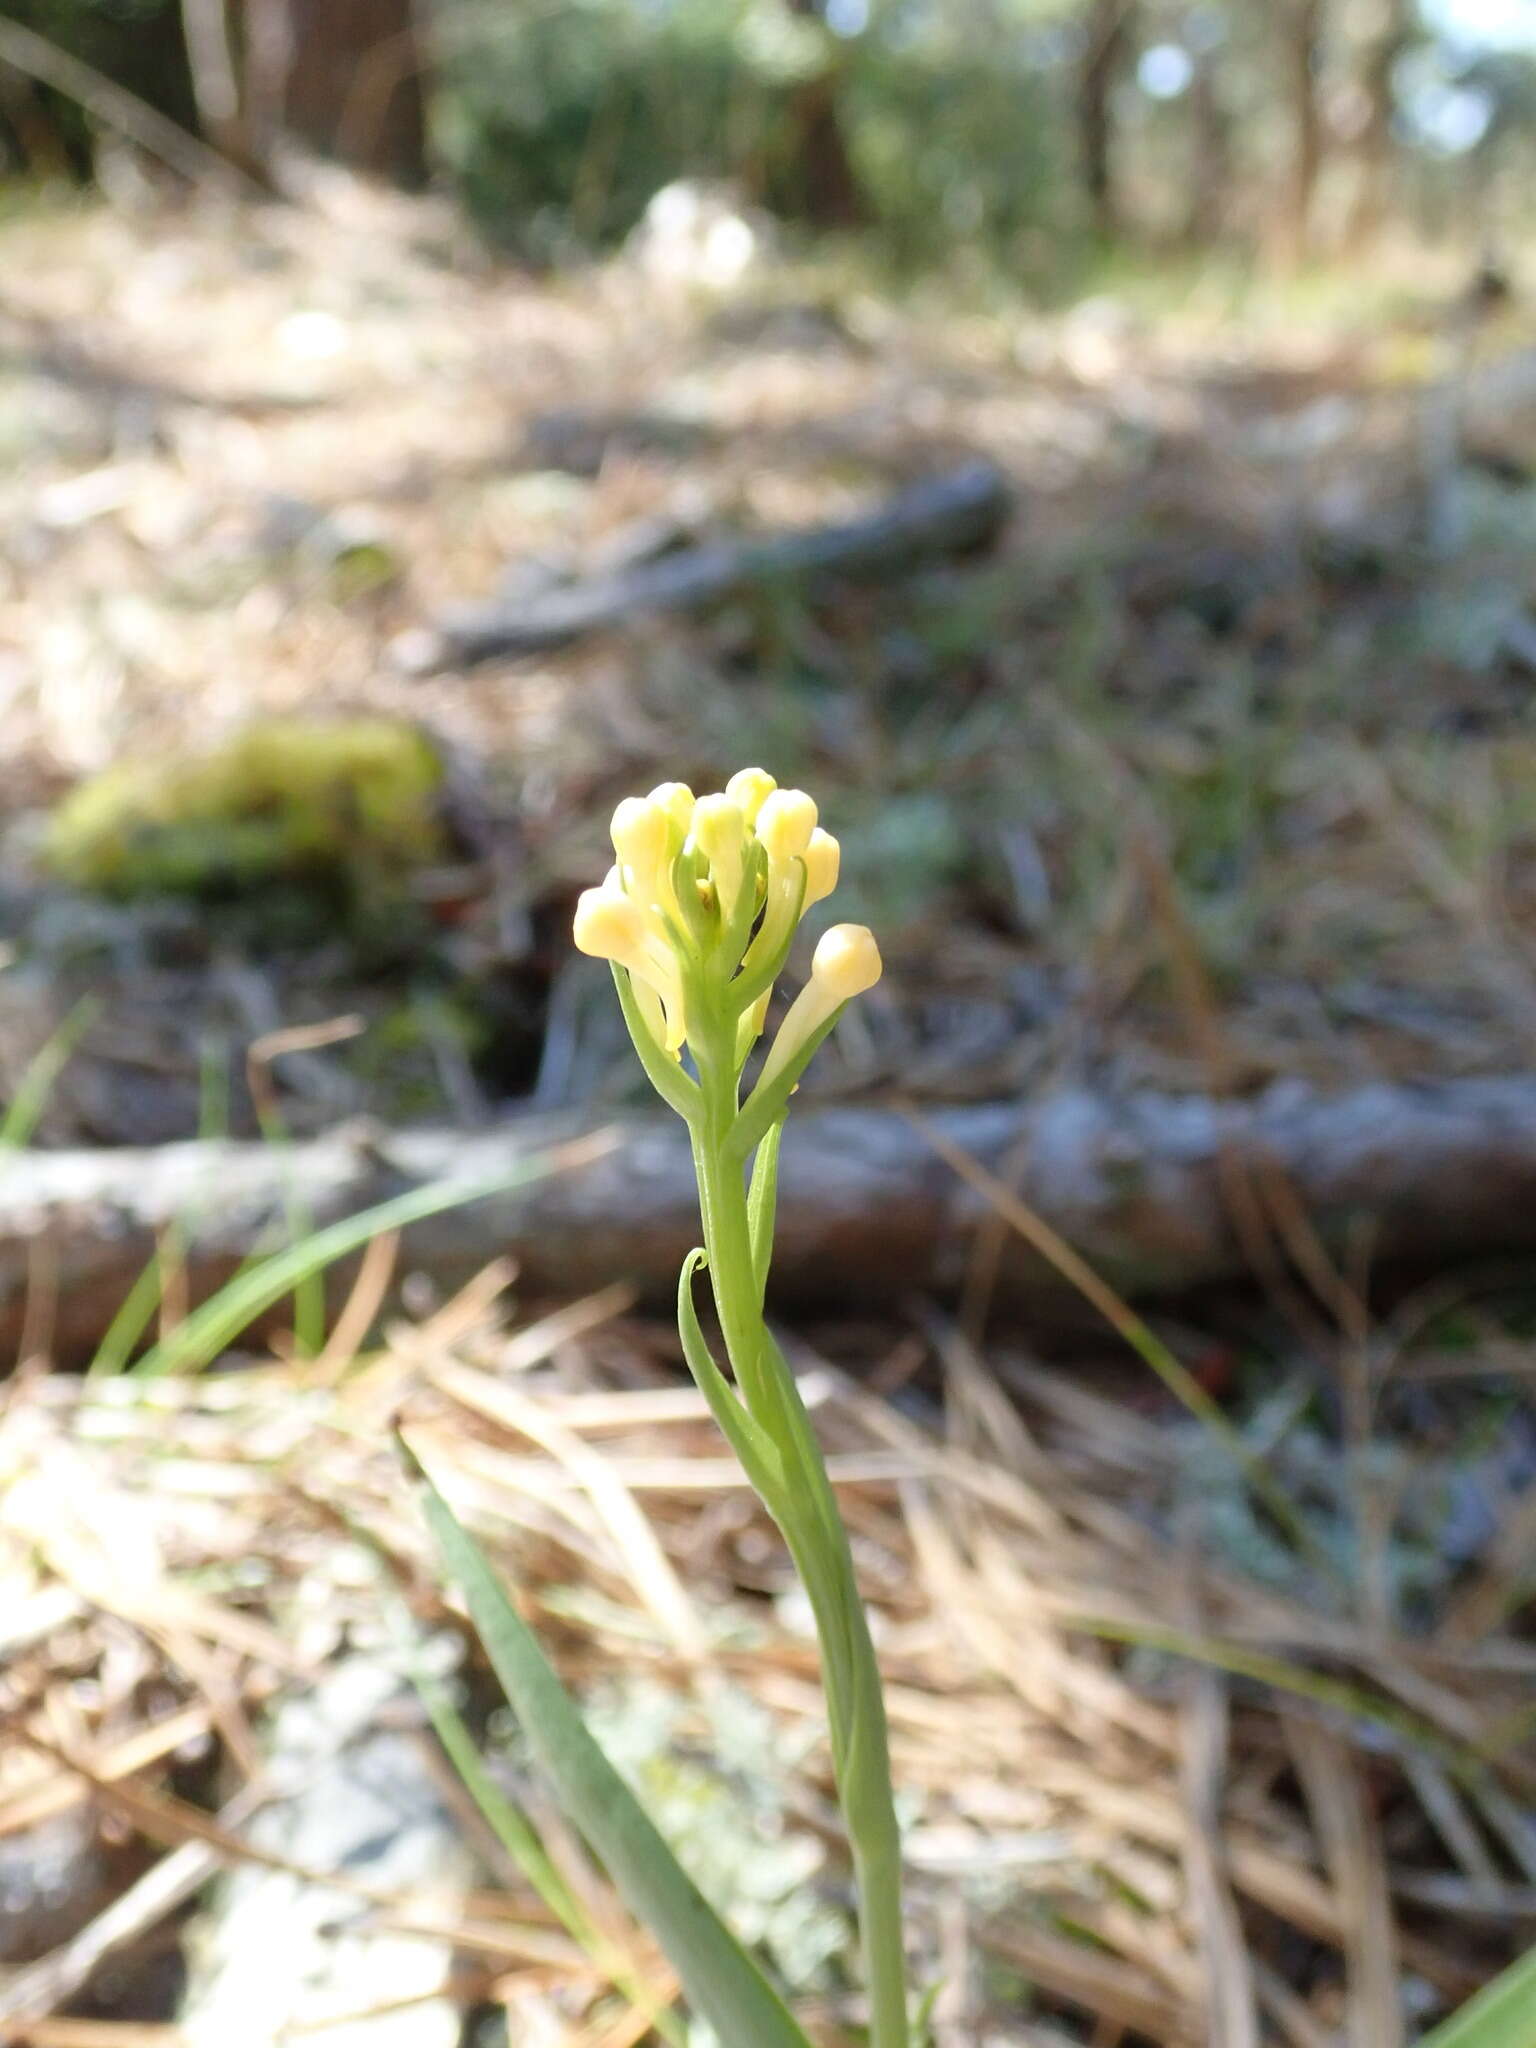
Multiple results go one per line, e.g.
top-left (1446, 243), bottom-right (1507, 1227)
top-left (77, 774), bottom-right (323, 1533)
top-left (1417, 1944), bottom-right (1536, 2048)
top-left (132, 1162), bottom-right (550, 1377)
top-left (409, 1447), bottom-right (815, 2048)
top-left (0, 995), bottom-right (97, 1151)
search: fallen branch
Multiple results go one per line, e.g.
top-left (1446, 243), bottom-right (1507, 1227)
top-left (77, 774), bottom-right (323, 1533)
top-left (399, 460), bottom-right (1012, 669)
top-left (8, 1075), bottom-right (1536, 1359)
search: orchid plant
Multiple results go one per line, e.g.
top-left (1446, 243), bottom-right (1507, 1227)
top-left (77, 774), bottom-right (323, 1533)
top-left (416, 770), bottom-right (905, 2048)
top-left (573, 770), bottom-right (906, 2046)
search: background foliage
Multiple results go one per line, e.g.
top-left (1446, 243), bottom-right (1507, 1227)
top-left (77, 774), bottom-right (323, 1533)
top-left (5, 0), bottom-right (1536, 278)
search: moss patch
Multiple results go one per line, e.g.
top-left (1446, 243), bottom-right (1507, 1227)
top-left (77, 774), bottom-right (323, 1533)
top-left (45, 719), bottom-right (448, 914)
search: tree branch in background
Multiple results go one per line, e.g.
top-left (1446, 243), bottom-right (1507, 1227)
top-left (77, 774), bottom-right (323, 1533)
top-left (0, 16), bottom-right (262, 193)
top-left (403, 461), bottom-right (1013, 669)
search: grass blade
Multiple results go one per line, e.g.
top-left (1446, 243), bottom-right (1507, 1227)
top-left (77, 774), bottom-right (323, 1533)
top-left (400, 1618), bottom-right (689, 2048)
top-left (89, 1239), bottom-right (176, 1378)
top-left (133, 1159), bottom-right (554, 1377)
top-left (1070, 1614), bottom-right (1474, 1773)
top-left (1416, 1944), bottom-right (1536, 2048)
top-left (904, 1103), bottom-right (1343, 1590)
top-left (0, 997), bottom-right (98, 1150)
top-left (408, 1446), bottom-right (815, 2048)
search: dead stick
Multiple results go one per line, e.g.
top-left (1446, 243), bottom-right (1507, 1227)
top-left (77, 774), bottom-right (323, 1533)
top-left (408, 461), bottom-right (1012, 667)
top-left (9, 1074), bottom-right (1536, 1359)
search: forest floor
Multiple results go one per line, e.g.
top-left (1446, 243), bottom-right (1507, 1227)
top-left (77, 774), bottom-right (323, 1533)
top-left (4, 172), bottom-right (1536, 1140)
top-left (2, 173), bottom-right (1536, 2044)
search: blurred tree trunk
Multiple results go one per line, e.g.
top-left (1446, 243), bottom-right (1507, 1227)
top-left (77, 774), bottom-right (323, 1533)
top-left (1183, 48), bottom-right (1232, 247)
top-left (782, 70), bottom-right (863, 225)
top-left (181, 0), bottom-right (269, 181)
top-left (1346, 0), bottom-right (1410, 248)
top-left (1079, 0), bottom-right (1134, 239)
top-left (241, 0), bottom-right (291, 170)
top-left (1276, 0), bottom-right (1325, 263)
top-left (180, 0), bottom-right (426, 186)
top-left (283, 0), bottom-right (426, 186)
top-left (778, 0), bottom-right (864, 227)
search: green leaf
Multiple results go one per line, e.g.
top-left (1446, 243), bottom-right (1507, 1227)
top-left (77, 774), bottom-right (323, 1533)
top-left (133, 1162), bottom-right (553, 1377)
top-left (677, 1248), bottom-right (786, 1500)
top-left (409, 1448), bottom-right (815, 2048)
top-left (89, 1239), bottom-right (178, 1378)
top-left (250, 1098), bottom-right (327, 1360)
top-left (0, 996), bottom-right (98, 1150)
top-left (1417, 1944), bottom-right (1536, 2048)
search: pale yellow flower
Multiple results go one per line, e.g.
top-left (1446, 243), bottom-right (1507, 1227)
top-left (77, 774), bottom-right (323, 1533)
top-left (756, 923), bottom-right (882, 1090)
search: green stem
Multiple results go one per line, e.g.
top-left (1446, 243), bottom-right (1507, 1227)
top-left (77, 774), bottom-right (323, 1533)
top-left (689, 1090), bottom-right (772, 1416)
top-left (854, 1828), bottom-right (908, 2048)
top-left (685, 1037), bottom-right (909, 2048)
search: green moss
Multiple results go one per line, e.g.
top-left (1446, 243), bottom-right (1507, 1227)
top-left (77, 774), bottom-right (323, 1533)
top-left (45, 718), bottom-right (448, 908)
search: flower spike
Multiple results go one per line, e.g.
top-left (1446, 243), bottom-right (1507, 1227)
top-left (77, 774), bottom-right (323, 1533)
top-left (574, 769), bottom-right (869, 1100)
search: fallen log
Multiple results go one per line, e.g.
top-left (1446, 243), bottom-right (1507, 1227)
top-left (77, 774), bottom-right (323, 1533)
top-left (397, 460), bottom-right (1012, 669)
top-left (9, 1075), bottom-right (1536, 1361)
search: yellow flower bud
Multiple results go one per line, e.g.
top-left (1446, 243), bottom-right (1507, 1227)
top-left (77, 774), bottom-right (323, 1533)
top-left (756, 788), bottom-right (817, 863)
top-left (611, 796), bottom-right (670, 878)
top-left (739, 789), bottom-right (821, 981)
top-left (725, 766), bottom-right (776, 825)
top-left (802, 827), bottom-right (840, 909)
top-left (573, 885), bottom-right (684, 1050)
top-left (810, 922), bottom-right (881, 1000)
top-left (691, 794), bottom-right (747, 917)
top-left (755, 923), bottom-right (881, 1091)
top-left (692, 794), bottom-right (745, 856)
top-left (647, 782), bottom-right (695, 836)
top-left (614, 794), bottom-right (687, 924)
top-left (573, 885), bottom-right (649, 963)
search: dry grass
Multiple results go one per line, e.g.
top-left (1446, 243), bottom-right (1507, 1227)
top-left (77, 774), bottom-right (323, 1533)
top-left (0, 1256), bottom-right (1531, 2043)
